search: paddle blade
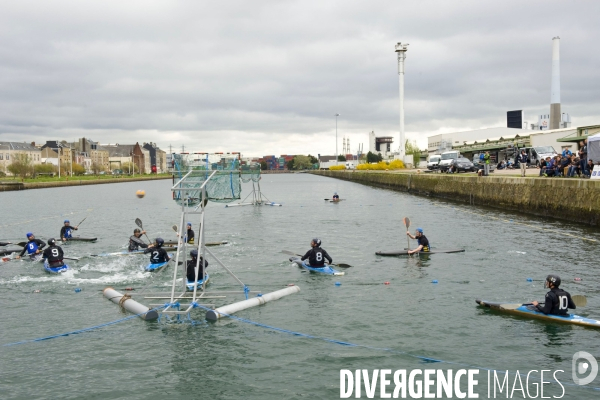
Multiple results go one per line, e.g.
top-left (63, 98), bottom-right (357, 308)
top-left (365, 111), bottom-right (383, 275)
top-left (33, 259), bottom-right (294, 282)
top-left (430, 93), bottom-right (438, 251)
top-left (135, 218), bottom-right (143, 228)
top-left (17, 242), bottom-right (27, 247)
top-left (333, 263), bottom-right (352, 269)
top-left (572, 295), bottom-right (587, 307)
top-left (403, 217), bottom-right (411, 229)
top-left (172, 225), bottom-right (178, 232)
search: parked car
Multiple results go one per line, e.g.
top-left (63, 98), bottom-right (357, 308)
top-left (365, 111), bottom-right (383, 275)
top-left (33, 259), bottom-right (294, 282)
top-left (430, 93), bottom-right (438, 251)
top-left (439, 151), bottom-right (461, 172)
top-left (448, 158), bottom-right (475, 173)
top-left (427, 154), bottom-right (441, 171)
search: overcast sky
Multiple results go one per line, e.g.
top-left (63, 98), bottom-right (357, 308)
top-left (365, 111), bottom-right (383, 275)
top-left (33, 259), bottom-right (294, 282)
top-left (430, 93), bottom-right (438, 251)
top-left (0, 1), bottom-right (598, 157)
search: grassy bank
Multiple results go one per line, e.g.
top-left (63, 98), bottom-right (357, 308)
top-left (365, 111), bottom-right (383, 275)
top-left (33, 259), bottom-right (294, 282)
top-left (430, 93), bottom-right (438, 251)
top-left (0, 174), bottom-right (172, 191)
top-left (1, 173), bottom-right (172, 183)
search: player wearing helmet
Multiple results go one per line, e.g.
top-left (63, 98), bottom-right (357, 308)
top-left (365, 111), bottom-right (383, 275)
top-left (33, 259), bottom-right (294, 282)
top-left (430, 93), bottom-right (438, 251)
top-left (129, 228), bottom-right (152, 251)
top-left (332, 192), bottom-right (340, 201)
top-left (184, 222), bottom-right (195, 244)
top-left (144, 237), bottom-right (170, 264)
top-left (301, 238), bottom-right (332, 267)
top-left (406, 228), bottom-right (430, 255)
top-left (532, 274), bottom-right (576, 316)
top-left (186, 249), bottom-right (208, 283)
top-left (16, 233), bottom-right (46, 260)
top-left (42, 238), bottom-right (65, 268)
top-left (60, 220), bottom-right (79, 242)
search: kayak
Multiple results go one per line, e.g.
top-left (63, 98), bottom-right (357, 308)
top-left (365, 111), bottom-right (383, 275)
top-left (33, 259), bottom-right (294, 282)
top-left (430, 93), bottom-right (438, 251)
top-left (186, 273), bottom-right (210, 291)
top-left (376, 248), bottom-right (465, 256)
top-left (0, 247), bottom-right (22, 256)
top-left (44, 259), bottom-right (69, 274)
top-left (476, 299), bottom-right (600, 330)
top-left (289, 257), bottom-right (344, 276)
top-left (91, 246), bottom-right (177, 257)
top-left (66, 237), bottom-right (97, 242)
top-left (144, 253), bottom-right (174, 272)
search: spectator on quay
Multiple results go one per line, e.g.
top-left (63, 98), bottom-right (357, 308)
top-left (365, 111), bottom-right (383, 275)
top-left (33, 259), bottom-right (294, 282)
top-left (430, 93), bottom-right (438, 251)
top-left (483, 151), bottom-right (491, 176)
top-left (544, 157), bottom-right (557, 177)
top-left (562, 148), bottom-right (572, 158)
top-left (517, 150), bottom-right (529, 177)
top-left (578, 140), bottom-right (588, 175)
top-left (559, 155), bottom-right (571, 177)
top-left (497, 160), bottom-right (506, 170)
top-left (539, 157), bottom-right (549, 177)
top-left (567, 155), bottom-right (580, 178)
top-left (584, 159), bottom-right (595, 178)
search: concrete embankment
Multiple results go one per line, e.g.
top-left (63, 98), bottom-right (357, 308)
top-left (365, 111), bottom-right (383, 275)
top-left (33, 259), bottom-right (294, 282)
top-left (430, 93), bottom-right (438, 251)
top-left (312, 171), bottom-right (600, 225)
top-left (0, 175), bottom-right (172, 192)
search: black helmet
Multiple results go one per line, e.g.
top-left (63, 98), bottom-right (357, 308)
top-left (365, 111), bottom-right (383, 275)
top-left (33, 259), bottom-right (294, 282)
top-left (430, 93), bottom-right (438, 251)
top-left (48, 238), bottom-right (56, 246)
top-left (155, 238), bottom-right (164, 247)
top-left (546, 274), bottom-right (561, 287)
top-left (312, 238), bottom-right (321, 246)
top-left (134, 228), bottom-right (141, 234)
top-left (190, 249), bottom-right (198, 258)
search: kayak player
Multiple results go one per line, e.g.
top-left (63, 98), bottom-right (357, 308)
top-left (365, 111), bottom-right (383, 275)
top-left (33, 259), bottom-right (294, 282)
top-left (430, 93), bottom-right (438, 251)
top-left (16, 233), bottom-right (46, 260)
top-left (332, 192), bottom-right (340, 201)
top-left (301, 238), bottom-right (332, 267)
top-left (60, 220), bottom-right (79, 241)
top-left (406, 228), bottom-right (430, 255)
top-left (144, 238), bottom-right (170, 264)
top-left (186, 249), bottom-right (208, 282)
top-left (42, 238), bottom-right (65, 268)
top-left (184, 222), bottom-right (195, 244)
top-left (129, 228), bottom-right (153, 251)
top-left (532, 275), bottom-right (576, 315)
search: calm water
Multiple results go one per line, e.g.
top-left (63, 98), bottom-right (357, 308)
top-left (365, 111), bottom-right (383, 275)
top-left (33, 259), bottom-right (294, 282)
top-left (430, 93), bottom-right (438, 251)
top-left (1, 174), bottom-right (599, 399)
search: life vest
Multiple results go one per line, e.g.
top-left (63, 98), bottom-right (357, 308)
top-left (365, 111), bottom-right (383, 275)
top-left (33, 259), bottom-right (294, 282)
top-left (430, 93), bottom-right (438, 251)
top-left (26, 240), bottom-right (38, 254)
top-left (546, 289), bottom-right (571, 316)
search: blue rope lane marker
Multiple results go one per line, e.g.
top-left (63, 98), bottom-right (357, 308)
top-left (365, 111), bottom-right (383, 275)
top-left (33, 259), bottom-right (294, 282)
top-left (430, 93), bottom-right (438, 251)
top-left (190, 303), bottom-right (600, 393)
top-left (3, 306), bottom-right (167, 347)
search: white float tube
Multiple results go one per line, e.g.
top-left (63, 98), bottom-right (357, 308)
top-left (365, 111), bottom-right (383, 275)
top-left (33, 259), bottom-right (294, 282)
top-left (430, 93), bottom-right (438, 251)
top-left (206, 285), bottom-right (300, 321)
top-left (103, 287), bottom-right (159, 321)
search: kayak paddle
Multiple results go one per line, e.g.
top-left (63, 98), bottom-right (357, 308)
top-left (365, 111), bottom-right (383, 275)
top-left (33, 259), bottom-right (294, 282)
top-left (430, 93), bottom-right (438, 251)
top-left (281, 250), bottom-right (352, 268)
top-left (75, 217), bottom-right (87, 229)
top-left (403, 217), bottom-right (411, 254)
top-left (17, 242), bottom-right (27, 247)
top-left (135, 218), bottom-right (152, 244)
top-left (63, 256), bottom-right (80, 261)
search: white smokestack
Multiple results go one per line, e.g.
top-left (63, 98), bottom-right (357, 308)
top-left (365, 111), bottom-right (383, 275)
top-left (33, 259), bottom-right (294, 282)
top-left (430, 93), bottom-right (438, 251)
top-left (549, 36), bottom-right (561, 129)
top-left (395, 42), bottom-right (409, 158)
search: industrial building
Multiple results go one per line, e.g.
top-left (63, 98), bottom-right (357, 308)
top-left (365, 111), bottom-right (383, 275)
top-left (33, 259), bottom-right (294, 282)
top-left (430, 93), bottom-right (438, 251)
top-left (425, 36), bottom-right (594, 165)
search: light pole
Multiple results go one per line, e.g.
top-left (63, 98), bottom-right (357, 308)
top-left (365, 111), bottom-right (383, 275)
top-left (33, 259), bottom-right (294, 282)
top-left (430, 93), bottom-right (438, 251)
top-left (395, 42), bottom-right (409, 159)
top-left (335, 113), bottom-right (340, 165)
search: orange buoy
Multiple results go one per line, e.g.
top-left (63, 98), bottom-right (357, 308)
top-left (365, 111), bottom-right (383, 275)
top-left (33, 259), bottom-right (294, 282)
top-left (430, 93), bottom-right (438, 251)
top-left (136, 190), bottom-right (146, 198)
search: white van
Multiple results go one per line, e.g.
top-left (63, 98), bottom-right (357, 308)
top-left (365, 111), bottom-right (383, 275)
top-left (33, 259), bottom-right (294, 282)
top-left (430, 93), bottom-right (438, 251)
top-left (439, 151), bottom-right (460, 172)
top-left (345, 162), bottom-right (355, 170)
top-left (427, 154), bottom-right (441, 171)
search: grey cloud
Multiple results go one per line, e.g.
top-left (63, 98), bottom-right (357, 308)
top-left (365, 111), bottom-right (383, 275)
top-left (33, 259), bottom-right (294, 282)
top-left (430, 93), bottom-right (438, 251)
top-left (0, 0), bottom-right (598, 155)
